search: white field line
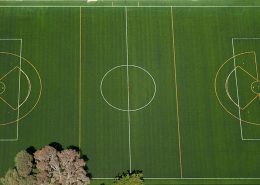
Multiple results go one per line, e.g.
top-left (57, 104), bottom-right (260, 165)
top-left (0, 39), bottom-right (22, 142)
top-left (234, 37), bottom-right (260, 140)
top-left (233, 38), bottom-right (260, 40)
top-left (100, 65), bottom-right (156, 112)
top-left (243, 138), bottom-right (260, 141)
top-left (79, 6), bottom-right (82, 150)
top-left (145, 177), bottom-right (260, 179)
top-left (0, 66), bottom-right (31, 110)
top-left (1, 6), bottom-right (260, 8)
top-left (0, 138), bottom-right (18, 141)
top-left (0, 0), bottom-right (87, 2)
top-left (0, 5), bottom-right (259, 176)
top-left (93, 177), bottom-right (260, 180)
top-left (16, 39), bottom-right (22, 140)
top-left (0, 38), bottom-right (22, 40)
top-left (125, 6), bottom-right (132, 173)
top-left (231, 38), bottom-right (243, 140)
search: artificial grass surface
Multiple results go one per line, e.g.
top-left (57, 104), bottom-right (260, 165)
top-left (0, 4), bottom-right (260, 184)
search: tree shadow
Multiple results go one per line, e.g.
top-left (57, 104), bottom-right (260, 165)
top-left (49, 142), bottom-right (63, 151)
top-left (26, 146), bottom-right (37, 165)
top-left (67, 145), bottom-right (80, 152)
top-left (26, 146), bottom-right (36, 155)
top-left (67, 145), bottom-right (92, 179)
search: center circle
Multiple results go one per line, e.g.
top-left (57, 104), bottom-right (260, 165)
top-left (100, 65), bottom-right (156, 112)
top-left (251, 81), bottom-right (260, 94)
top-left (0, 81), bottom-right (5, 95)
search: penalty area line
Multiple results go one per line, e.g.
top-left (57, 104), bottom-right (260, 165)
top-left (0, 38), bottom-right (22, 142)
top-left (16, 39), bottom-right (23, 141)
top-left (231, 38), bottom-right (243, 140)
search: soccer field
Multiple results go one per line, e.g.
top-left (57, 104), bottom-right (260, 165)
top-left (1, 2), bottom-right (260, 184)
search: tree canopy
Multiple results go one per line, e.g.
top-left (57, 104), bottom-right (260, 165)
top-left (114, 170), bottom-right (144, 185)
top-left (1, 144), bottom-right (144, 185)
top-left (1, 145), bottom-right (90, 185)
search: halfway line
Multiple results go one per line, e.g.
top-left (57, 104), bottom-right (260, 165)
top-left (125, 7), bottom-right (132, 173)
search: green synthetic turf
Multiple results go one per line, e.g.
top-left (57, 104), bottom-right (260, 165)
top-left (173, 8), bottom-right (260, 177)
top-left (0, 7), bottom-right (80, 175)
top-left (0, 4), bottom-right (260, 185)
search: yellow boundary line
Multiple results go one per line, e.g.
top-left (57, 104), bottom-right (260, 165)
top-left (0, 52), bottom-right (42, 126)
top-left (252, 51), bottom-right (260, 100)
top-left (171, 7), bottom-right (183, 178)
top-left (0, 97), bottom-right (16, 110)
top-left (254, 52), bottom-right (259, 80)
top-left (0, 66), bottom-right (18, 80)
top-left (225, 66), bottom-right (258, 109)
top-left (238, 66), bottom-right (258, 81)
top-left (242, 95), bottom-right (258, 110)
top-left (79, 7), bottom-right (82, 149)
top-left (0, 66), bottom-right (31, 110)
top-left (0, 67), bottom-right (20, 110)
top-left (252, 51), bottom-right (259, 99)
top-left (0, 82), bottom-right (6, 94)
top-left (215, 51), bottom-right (260, 126)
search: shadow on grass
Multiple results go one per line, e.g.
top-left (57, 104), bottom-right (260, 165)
top-left (68, 145), bottom-right (92, 179)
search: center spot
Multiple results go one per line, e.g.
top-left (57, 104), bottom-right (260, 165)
top-left (100, 65), bottom-right (156, 111)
